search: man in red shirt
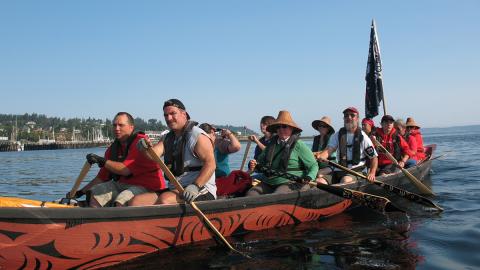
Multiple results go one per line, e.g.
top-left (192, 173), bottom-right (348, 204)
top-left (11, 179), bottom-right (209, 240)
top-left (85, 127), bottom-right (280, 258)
top-left (374, 115), bottom-right (411, 175)
top-left (74, 112), bottom-right (166, 207)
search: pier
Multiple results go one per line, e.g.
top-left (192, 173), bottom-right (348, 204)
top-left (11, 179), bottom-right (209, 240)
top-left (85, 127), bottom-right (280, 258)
top-left (0, 142), bottom-right (21, 152)
top-left (23, 141), bottom-right (110, 151)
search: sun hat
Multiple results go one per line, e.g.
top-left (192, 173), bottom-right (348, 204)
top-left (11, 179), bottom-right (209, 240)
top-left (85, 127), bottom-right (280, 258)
top-left (311, 116), bottom-right (335, 134)
top-left (266, 110), bottom-right (302, 134)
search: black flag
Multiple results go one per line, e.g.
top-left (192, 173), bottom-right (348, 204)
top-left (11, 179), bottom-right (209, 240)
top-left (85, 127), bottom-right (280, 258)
top-left (365, 20), bottom-right (384, 119)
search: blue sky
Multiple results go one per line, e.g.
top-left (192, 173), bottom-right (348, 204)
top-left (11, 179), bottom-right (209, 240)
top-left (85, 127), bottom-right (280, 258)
top-left (1, 1), bottom-right (478, 135)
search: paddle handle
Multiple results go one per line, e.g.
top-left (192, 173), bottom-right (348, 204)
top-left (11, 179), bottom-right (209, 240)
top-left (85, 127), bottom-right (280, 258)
top-left (145, 146), bottom-right (240, 254)
top-left (372, 137), bottom-right (434, 195)
top-left (68, 161), bottom-right (92, 199)
top-left (239, 141), bottom-right (252, 171)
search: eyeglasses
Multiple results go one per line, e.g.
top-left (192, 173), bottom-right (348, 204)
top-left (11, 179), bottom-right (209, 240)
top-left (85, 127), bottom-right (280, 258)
top-left (278, 125), bottom-right (290, 129)
top-left (343, 113), bottom-right (357, 118)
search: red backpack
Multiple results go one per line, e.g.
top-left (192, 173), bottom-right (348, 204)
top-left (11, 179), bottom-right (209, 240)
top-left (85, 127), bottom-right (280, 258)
top-left (216, 170), bottom-right (253, 197)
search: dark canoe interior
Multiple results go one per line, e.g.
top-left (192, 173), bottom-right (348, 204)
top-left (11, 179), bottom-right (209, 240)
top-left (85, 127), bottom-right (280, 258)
top-left (0, 145), bottom-right (436, 224)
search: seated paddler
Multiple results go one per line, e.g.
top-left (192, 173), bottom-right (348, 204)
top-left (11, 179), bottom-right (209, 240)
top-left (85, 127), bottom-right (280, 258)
top-left (246, 110), bottom-right (318, 196)
top-left (311, 116), bottom-right (336, 185)
top-left (73, 112), bottom-right (167, 207)
top-left (129, 99), bottom-right (217, 206)
top-left (199, 123), bottom-right (241, 178)
top-left (314, 107), bottom-right (378, 184)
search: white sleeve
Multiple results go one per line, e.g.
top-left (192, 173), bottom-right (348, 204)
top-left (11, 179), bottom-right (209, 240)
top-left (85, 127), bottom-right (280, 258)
top-left (362, 132), bottom-right (378, 158)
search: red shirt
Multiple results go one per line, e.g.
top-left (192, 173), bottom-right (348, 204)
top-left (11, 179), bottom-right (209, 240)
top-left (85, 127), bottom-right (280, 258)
top-left (96, 133), bottom-right (166, 191)
top-left (409, 129), bottom-right (426, 161)
top-left (404, 134), bottom-right (418, 161)
top-left (375, 127), bottom-right (411, 166)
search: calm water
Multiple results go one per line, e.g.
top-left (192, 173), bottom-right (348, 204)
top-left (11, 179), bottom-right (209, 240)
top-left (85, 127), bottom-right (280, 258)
top-left (1, 126), bottom-right (479, 269)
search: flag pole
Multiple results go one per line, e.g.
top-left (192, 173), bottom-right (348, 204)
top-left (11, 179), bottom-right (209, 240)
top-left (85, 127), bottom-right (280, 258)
top-left (372, 19), bottom-right (387, 116)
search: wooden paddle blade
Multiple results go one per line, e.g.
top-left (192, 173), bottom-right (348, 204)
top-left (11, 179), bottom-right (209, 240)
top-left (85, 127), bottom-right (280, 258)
top-left (373, 180), bottom-right (443, 211)
top-left (316, 183), bottom-right (404, 214)
top-left (322, 159), bottom-right (442, 211)
top-left (68, 161), bottom-right (92, 199)
top-left (371, 137), bottom-right (435, 196)
top-left (400, 167), bottom-right (435, 196)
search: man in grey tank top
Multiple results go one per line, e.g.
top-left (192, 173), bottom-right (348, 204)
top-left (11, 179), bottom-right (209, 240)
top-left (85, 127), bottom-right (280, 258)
top-left (130, 99), bottom-right (217, 206)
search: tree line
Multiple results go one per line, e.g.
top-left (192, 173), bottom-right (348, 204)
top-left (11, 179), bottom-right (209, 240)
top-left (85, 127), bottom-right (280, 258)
top-left (0, 113), bottom-right (167, 142)
top-left (0, 113), bottom-right (256, 142)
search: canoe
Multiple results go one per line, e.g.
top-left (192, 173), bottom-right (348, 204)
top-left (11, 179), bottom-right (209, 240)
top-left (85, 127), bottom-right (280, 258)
top-left (0, 145), bottom-right (436, 269)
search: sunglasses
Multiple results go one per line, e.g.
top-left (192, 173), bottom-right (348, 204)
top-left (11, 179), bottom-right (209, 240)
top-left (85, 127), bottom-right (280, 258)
top-left (277, 125), bottom-right (290, 129)
top-left (317, 125), bottom-right (328, 129)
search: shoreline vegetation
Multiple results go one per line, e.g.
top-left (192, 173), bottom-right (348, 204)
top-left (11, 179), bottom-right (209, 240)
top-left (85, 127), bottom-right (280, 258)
top-left (0, 113), bottom-right (257, 143)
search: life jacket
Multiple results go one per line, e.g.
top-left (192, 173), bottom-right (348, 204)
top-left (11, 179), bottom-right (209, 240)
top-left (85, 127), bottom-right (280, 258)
top-left (375, 129), bottom-right (402, 161)
top-left (407, 129), bottom-right (426, 160)
top-left (312, 133), bottom-right (335, 161)
top-left (262, 134), bottom-right (300, 173)
top-left (163, 121), bottom-right (200, 176)
top-left (338, 127), bottom-right (364, 167)
top-left (109, 131), bottom-right (143, 181)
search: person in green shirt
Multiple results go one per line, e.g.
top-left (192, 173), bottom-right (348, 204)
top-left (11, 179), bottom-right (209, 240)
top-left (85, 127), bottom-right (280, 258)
top-left (247, 110), bottom-right (318, 196)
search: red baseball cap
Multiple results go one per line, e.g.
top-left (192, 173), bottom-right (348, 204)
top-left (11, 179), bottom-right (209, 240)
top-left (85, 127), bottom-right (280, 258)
top-left (343, 107), bottom-right (359, 115)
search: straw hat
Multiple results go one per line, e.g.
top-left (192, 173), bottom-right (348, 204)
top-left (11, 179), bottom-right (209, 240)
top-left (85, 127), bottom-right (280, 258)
top-left (266, 110), bottom-right (302, 134)
top-left (406, 117), bottom-right (420, 128)
top-left (311, 116), bottom-right (334, 134)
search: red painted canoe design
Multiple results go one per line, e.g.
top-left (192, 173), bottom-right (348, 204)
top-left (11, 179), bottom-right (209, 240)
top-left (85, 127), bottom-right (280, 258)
top-left (0, 200), bottom-right (351, 269)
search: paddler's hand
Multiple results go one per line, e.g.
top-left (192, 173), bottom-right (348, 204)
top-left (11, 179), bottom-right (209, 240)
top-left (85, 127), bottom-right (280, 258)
top-left (66, 189), bottom-right (85, 199)
top-left (367, 171), bottom-right (376, 182)
top-left (301, 176), bottom-right (313, 184)
top-left (248, 135), bottom-right (259, 144)
top-left (313, 152), bottom-right (324, 161)
top-left (136, 138), bottom-right (153, 152)
top-left (86, 153), bottom-right (106, 167)
top-left (248, 159), bottom-right (257, 173)
top-left (182, 184), bottom-right (201, 203)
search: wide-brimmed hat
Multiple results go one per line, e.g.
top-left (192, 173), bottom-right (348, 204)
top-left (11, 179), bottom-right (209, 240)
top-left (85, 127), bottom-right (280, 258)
top-left (266, 110), bottom-right (302, 134)
top-left (311, 116), bottom-right (334, 134)
top-left (406, 117), bottom-right (421, 128)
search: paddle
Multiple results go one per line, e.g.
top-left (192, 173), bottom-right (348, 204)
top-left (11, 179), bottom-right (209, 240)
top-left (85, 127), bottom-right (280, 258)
top-left (239, 141), bottom-right (251, 171)
top-left (371, 137), bottom-right (435, 196)
top-left (59, 161), bottom-right (92, 204)
top-left (143, 142), bottom-right (248, 258)
top-left (254, 165), bottom-right (404, 214)
top-left (318, 158), bottom-right (443, 211)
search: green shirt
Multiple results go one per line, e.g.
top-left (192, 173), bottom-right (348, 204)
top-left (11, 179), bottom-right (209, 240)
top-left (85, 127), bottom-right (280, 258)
top-left (257, 139), bottom-right (319, 186)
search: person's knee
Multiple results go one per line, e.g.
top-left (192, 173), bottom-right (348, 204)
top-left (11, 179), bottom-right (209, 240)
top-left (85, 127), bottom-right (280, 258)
top-left (246, 188), bottom-right (261, 197)
top-left (128, 193), bottom-right (158, 206)
top-left (341, 175), bottom-right (356, 184)
top-left (89, 197), bottom-right (101, 208)
top-left (316, 177), bottom-right (328, 185)
top-left (157, 192), bottom-right (178, 204)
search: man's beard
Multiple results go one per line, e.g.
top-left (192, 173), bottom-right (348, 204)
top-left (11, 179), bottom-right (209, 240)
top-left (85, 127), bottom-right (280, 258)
top-left (344, 121), bottom-right (357, 131)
